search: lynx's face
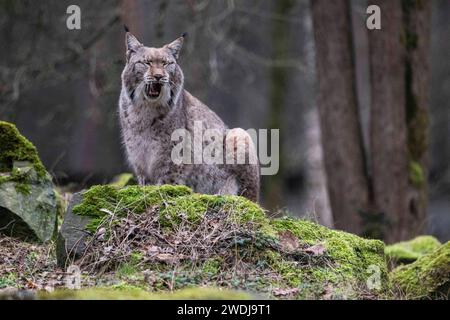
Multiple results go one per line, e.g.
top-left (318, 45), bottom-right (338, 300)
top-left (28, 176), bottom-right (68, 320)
top-left (122, 32), bottom-right (185, 105)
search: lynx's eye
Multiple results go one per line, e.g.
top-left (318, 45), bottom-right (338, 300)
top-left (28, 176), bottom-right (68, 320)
top-left (134, 61), bottom-right (147, 69)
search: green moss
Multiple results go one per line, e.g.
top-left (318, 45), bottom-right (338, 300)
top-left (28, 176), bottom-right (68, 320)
top-left (54, 189), bottom-right (68, 222)
top-left (159, 193), bottom-right (266, 229)
top-left (116, 262), bottom-right (139, 279)
top-left (72, 184), bottom-right (192, 230)
top-left (266, 217), bottom-right (388, 296)
top-left (73, 184), bottom-right (192, 217)
top-left (130, 251), bottom-right (144, 265)
top-left (0, 166), bottom-right (35, 185)
top-left (38, 287), bottom-right (152, 300)
top-left (385, 236), bottom-right (441, 264)
top-left (73, 185), bottom-right (264, 232)
top-left (202, 257), bottom-right (223, 276)
top-left (14, 182), bottom-right (31, 195)
top-left (0, 121), bottom-right (46, 179)
top-left (164, 287), bottom-right (251, 300)
top-left (270, 218), bottom-right (329, 243)
top-left (109, 282), bottom-right (145, 291)
top-left (390, 241), bottom-right (450, 299)
top-left (38, 287), bottom-right (252, 300)
top-left (409, 161), bottom-right (425, 188)
top-left (114, 251), bottom-right (145, 281)
top-left (0, 273), bottom-right (18, 289)
top-left (263, 250), bottom-right (303, 287)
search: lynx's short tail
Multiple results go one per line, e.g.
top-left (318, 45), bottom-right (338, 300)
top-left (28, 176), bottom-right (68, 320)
top-left (225, 128), bottom-right (260, 202)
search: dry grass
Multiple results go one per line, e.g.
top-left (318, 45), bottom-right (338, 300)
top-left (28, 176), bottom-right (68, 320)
top-left (0, 236), bottom-right (62, 290)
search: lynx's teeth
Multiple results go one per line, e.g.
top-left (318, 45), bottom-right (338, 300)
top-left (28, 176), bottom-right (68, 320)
top-left (146, 83), bottom-right (162, 98)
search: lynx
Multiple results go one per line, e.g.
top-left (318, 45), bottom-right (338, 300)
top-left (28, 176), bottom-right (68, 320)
top-left (119, 28), bottom-right (260, 202)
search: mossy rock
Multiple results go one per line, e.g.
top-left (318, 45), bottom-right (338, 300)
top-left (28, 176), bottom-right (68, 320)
top-left (109, 173), bottom-right (137, 188)
top-left (0, 121), bottom-right (46, 178)
top-left (385, 236), bottom-right (442, 265)
top-left (0, 122), bottom-right (57, 242)
top-left (58, 184), bottom-right (389, 299)
top-left (390, 241), bottom-right (450, 299)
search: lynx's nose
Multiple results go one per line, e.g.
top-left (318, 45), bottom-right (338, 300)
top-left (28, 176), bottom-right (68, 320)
top-left (153, 74), bottom-right (164, 81)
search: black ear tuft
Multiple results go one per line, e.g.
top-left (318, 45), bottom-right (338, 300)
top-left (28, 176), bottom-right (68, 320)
top-left (181, 32), bottom-right (188, 39)
top-left (124, 24), bottom-right (130, 32)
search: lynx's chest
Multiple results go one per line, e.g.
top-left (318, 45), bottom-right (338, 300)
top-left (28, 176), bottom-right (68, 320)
top-left (127, 131), bottom-right (161, 175)
top-left (119, 102), bottom-right (173, 179)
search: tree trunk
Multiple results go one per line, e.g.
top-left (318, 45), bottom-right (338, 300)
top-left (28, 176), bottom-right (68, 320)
top-left (120, 0), bottom-right (144, 35)
top-left (403, 0), bottom-right (432, 238)
top-left (265, 0), bottom-right (294, 211)
top-left (311, 0), bottom-right (369, 234)
top-left (368, 0), bottom-right (431, 242)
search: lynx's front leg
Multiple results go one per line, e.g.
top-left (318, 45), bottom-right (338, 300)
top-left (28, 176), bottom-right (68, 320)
top-left (137, 175), bottom-right (147, 186)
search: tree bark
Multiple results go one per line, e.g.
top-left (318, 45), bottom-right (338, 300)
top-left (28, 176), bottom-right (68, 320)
top-left (368, 0), bottom-right (431, 242)
top-left (265, 0), bottom-right (295, 210)
top-left (403, 0), bottom-right (432, 238)
top-left (311, 0), bottom-right (369, 234)
top-left (120, 0), bottom-right (144, 35)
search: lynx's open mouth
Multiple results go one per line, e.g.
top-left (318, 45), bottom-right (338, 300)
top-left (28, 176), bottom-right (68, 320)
top-left (145, 82), bottom-right (163, 99)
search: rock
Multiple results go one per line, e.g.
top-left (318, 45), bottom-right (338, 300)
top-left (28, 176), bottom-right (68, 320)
top-left (59, 184), bottom-right (389, 299)
top-left (109, 173), bottom-right (137, 188)
top-left (56, 192), bottom-right (91, 267)
top-left (0, 121), bottom-right (58, 242)
top-left (390, 241), bottom-right (450, 299)
top-left (385, 235), bottom-right (442, 265)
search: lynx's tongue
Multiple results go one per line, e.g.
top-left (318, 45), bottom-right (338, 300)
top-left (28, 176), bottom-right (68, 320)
top-left (146, 83), bottom-right (162, 98)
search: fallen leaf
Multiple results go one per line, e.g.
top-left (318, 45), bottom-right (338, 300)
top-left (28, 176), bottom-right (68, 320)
top-left (273, 287), bottom-right (300, 297)
top-left (304, 243), bottom-right (326, 256)
top-left (155, 253), bottom-right (176, 263)
top-left (25, 280), bottom-right (38, 289)
top-left (278, 231), bottom-right (299, 252)
top-left (146, 245), bottom-right (161, 256)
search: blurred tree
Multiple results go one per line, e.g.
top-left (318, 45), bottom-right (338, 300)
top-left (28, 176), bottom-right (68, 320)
top-left (402, 0), bottom-right (432, 237)
top-left (120, 0), bottom-right (145, 37)
top-left (311, 0), bottom-right (369, 234)
top-left (369, 0), bottom-right (431, 242)
top-left (312, 0), bottom-right (432, 242)
top-left (368, 0), bottom-right (409, 242)
top-left (265, 0), bottom-right (295, 211)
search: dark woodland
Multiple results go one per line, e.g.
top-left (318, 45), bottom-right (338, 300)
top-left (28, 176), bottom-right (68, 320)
top-left (0, 0), bottom-right (449, 301)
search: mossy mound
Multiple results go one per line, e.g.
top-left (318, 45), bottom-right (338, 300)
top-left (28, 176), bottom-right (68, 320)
top-left (390, 241), bottom-right (450, 299)
top-left (0, 121), bottom-right (58, 242)
top-left (385, 235), bottom-right (442, 265)
top-left (59, 184), bottom-right (389, 300)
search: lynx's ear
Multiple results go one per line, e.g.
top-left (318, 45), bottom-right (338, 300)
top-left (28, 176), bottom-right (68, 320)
top-left (125, 27), bottom-right (143, 61)
top-left (164, 33), bottom-right (187, 60)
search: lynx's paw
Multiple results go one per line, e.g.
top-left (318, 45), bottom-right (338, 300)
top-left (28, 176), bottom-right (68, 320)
top-left (137, 176), bottom-right (147, 186)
